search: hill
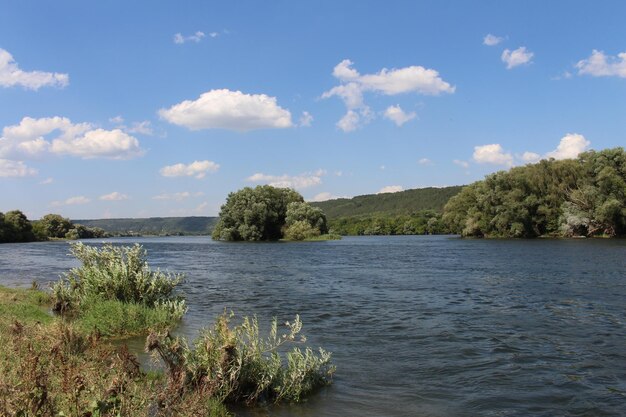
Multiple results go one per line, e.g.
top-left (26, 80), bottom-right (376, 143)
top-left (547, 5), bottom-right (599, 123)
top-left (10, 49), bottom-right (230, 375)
top-left (73, 216), bottom-right (218, 236)
top-left (310, 186), bottom-right (463, 218)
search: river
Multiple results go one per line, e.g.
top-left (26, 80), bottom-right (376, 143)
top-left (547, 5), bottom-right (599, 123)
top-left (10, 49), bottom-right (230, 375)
top-left (1, 235), bottom-right (625, 416)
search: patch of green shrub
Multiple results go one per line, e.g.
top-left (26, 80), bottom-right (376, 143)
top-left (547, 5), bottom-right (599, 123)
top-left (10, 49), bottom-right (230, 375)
top-left (51, 243), bottom-right (186, 335)
top-left (147, 313), bottom-right (334, 405)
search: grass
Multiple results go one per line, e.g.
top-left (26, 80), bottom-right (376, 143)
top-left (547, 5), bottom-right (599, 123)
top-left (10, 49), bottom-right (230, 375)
top-left (0, 243), bottom-right (335, 416)
top-left (0, 285), bottom-right (52, 325)
top-left (304, 233), bottom-right (342, 241)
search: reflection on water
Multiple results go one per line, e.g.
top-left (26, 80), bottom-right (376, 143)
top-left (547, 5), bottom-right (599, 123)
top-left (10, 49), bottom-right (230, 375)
top-left (1, 236), bottom-right (625, 416)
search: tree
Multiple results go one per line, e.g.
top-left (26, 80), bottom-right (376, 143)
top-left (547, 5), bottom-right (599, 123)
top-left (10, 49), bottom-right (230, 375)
top-left (285, 202), bottom-right (328, 235)
top-left (37, 213), bottom-right (73, 239)
top-left (212, 186), bottom-right (305, 241)
top-left (2, 210), bottom-right (34, 242)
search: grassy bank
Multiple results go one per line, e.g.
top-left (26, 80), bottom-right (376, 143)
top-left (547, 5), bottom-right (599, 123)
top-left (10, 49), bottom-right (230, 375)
top-left (0, 243), bottom-right (334, 416)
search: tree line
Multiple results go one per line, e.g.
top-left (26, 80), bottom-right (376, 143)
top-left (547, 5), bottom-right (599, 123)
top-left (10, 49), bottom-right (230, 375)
top-left (443, 147), bottom-right (626, 238)
top-left (0, 211), bottom-right (108, 243)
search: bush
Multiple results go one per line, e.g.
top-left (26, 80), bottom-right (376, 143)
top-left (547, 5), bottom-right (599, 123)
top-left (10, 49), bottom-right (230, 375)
top-left (51, 243), bottom-right (186, 333)
top-left (147, 313), bottom-right (334, 405)
top-left (284, 220), bottom-right (321, 241)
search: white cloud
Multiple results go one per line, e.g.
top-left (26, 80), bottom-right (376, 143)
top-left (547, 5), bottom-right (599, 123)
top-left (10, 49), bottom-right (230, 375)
top-left (384, 105), bottom-right (416, 126)
top-left (159, 89), bottom-right (293, 131)
top-left (52, 196), bottom-right (90, 206)
top-left (152, 191), bottom-right (204, 201)
top-left (377, 185), bottom-right (404, 194)
top-left (323, 59), bottom-right (454, 131)
top-left (545, 133), bottom-right (590, 160)
top-left (40, 177), bottom-right (54, 185)
top-left (483, 34), bottom-right (504, 46)
top-left (127, 121), bottom-right (154, 135)
top-left (99, 192), bottom-right (129, 201)
top-left (336, 110), bottom-right (361, 132)
top-left (576, 50), bottom-right (626, 78)
top-left (298, 111), bottom-right (313, 127)
top-left (453, 159), bottom-right (469, 168)
top-left (0, 116), bottom-right (143, 160)
top-left (173, 31), bottom-right (205, 44)
top-left (521, 151), bottom-right (541, 164)
top-left (51, 128), bottom-right (143, 159)
top-left (0, 159), bottom-right (37, 177)
top-left (309, 192), bottom-right (347, 202)
top-left (246, 170), bottom-right (324, 190)
top-left (160, 160), bottom-right (220, 179)
top-left (109, 115), bottom-right (124, 124)
top-left (0, 48), bottom-right (69, 90)
top-left (501, 47), bottom-right (534, 69)
top-left (418, 158), bottom-right (433, 165)
top-left (473, 144), bottom-right (514, 166)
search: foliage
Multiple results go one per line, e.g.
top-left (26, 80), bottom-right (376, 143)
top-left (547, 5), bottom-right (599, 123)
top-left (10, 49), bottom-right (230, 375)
top-left (285, 202), bottom-right (328, 233)
top-left (329, 210), bottom-right (447, 235)
top-left (0, 210), bottom-right (35, 243)
top-left (37, 213), bottom-right (73, 238)
top-left (74, 216), bottom-right (218, 237)
top-left (146, 313), bottom-right (334, 405)
top-left (284, 220), bottom-right (321, 241)
top-left (51, 243), bottom-right (186, 334)
top-left (443, 147), bottom-right (626, 238)
top-left (0, 319), bottom-right (231, 417)
top-left (310, 186), bottom-right (463, 218)
top-left (212, 186), bottom-right (329, 241)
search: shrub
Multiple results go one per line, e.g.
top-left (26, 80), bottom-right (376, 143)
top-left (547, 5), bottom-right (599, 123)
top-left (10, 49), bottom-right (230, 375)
top-left (284, 220), bottom-right (321, 241)
top-left (147, 313), bottom-right (334, 405)
top-left (51, 243), bottom-right (186, 334)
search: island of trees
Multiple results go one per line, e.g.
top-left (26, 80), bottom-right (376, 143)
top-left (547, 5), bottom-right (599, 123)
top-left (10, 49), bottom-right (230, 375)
top-left (442, 147), bottom-right (626, 238)
top-left (212, 185), bottom-right (336, 241)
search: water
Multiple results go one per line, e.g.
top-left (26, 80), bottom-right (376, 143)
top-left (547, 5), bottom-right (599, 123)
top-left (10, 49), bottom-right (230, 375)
top-left (1, 236), bottom-right (625, 416)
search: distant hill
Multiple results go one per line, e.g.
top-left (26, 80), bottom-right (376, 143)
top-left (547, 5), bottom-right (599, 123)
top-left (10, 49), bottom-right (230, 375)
top-left (73, 216), bottom-right (218, 236)
top-left (310, 186), bottom-right (463, 218)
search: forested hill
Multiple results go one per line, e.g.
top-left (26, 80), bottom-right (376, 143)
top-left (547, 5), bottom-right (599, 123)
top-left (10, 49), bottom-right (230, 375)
top-left (73, 217), bottom-right (218, 236)
top-left (310, 186), bottom-right (463, 218)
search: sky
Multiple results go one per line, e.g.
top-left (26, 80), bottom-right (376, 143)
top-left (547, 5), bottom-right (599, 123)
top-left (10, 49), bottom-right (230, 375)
top-left (1, 0), bottom-right (625, 219)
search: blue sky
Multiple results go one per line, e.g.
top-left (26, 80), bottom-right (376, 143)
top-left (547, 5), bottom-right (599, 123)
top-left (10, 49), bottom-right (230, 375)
top-left (1, 0), bottom-right (625, 219)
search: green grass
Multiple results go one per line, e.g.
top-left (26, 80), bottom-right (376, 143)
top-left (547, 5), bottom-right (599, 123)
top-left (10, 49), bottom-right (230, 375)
top-left (303, 233), bottom-right (342, 241)
top-left (75, 297), bottom-right (184, 337)
top-left (0, 285), bottom-right (52, 325)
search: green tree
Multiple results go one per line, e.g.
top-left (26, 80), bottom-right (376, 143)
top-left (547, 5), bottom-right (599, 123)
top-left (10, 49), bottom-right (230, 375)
top-left (212, 186), bottom-right (305, 241)
top-left (37, 213), bottom-right (73, 239)
top-left (285, 201), bottom-right (328, 234)
top-left (2, 210), bottom-right (35, 242)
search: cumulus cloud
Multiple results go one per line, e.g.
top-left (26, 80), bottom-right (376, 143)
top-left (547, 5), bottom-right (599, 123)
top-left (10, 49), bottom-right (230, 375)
top-left (473, 144), bottom-right (514, 166)
top-left (521, 151), bottom-right (541, 164)
top-left (0, 159), bottom-right (37, 177)
top-left (377, 185), bottom-right (404, 194)
top-left (152, 191), bottom-right (204, 201)
top-left (298, 111), bottom-right (313, 127)
top-left (323, 59), bottom-right (454, 131)
top-left (0, 116), bottom-right (143, 160)
top-left (52, 196), bottom-right (91, 207)
top-left (160, 160), bottom-right (220, 179)
top-left (336, 110), bottom-right (361, 132)
top-left (453, 159), bottom-right (469, 168)
top-left (576, 50), bottom-right (626, 78)
top-left (309, 192), bottom-right (347, 202)
top-left (384, 105), bottom-right (416, 126)
top-left (40, 177), bottom-right (54, 185)
top-left (246, 170), bottom-right (325, 190)
top-left (483, 34), bottom-right (504, 46)
top-left (0, 48), bottom-right (69, 90)
top-left (545, 133), bottom-right (590, 160)
top-left (173, 31), bottom-right (205, 44)
top-left (159, 89), bottom-right (293, 131)
top-left (501, 47), bottom-right (534, 69)
top-left (99, 192), bottom-right (129, 201)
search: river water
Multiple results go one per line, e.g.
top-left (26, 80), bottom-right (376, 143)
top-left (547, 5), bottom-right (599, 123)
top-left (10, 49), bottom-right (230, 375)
top-left (1, 236), bottom-right (625, 416)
